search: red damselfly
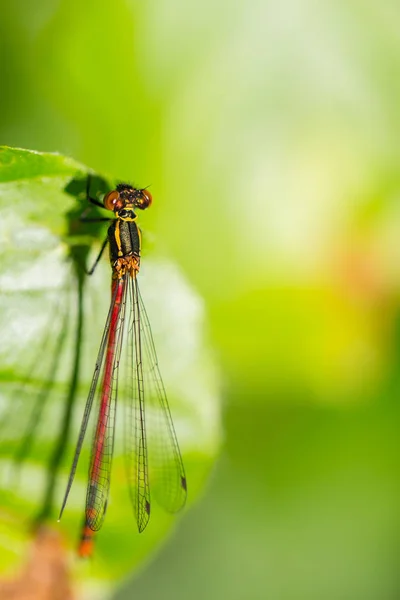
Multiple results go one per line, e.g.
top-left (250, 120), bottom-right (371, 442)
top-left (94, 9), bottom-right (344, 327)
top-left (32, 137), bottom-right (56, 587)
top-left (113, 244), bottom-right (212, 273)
top-left (58, 181), bottom-right (187, 554)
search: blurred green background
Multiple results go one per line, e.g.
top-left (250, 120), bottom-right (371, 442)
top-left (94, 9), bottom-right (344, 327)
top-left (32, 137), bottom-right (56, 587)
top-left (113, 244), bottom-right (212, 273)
top-left (1, 1), bottom-right (400, 599)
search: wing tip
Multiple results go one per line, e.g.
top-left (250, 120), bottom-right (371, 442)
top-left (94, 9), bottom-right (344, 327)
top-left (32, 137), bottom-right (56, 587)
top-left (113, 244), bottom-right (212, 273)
top-left (137, 500), bottom-right (151, 533)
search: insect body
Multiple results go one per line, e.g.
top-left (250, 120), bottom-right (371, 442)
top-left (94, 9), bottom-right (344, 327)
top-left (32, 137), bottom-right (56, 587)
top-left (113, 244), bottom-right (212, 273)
top-left (59, 182), bottom-right (187, 554)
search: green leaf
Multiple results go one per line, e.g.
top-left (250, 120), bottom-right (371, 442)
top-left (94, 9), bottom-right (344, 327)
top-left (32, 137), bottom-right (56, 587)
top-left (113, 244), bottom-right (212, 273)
top-left (0, 146), bottom-right (84, 182)
top-left (0, 146), bottom-right (220, 588)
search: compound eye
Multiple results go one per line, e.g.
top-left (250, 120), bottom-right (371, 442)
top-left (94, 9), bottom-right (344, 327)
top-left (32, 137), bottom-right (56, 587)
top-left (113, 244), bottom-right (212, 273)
top-left (104, 190), bottom-right (120, 211)
top-left (137, 189), bottom-right (152, 209)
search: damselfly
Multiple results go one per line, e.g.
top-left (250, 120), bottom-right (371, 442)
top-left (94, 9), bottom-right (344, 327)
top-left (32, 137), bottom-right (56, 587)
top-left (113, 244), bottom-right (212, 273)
top-left (59, 181), bottom-right (187, 554)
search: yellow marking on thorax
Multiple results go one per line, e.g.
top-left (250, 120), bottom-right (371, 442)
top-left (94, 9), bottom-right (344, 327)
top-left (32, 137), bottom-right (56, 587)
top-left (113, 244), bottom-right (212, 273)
top-left (120, 215), bottom-right (137, 222)
top-left (114, 219), bottom-right (123, 257)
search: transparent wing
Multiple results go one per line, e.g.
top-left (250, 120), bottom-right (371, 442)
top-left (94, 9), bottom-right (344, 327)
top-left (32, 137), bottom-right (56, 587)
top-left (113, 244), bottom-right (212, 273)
top-left (59, 282), bottom-right (118, 521)
top-left (59, 278), bottom-right (127, 532)
top-left (124, 277), bottom-right (151, 532)
top-left (85, 277), bottom-right (128, 531)
top-left (138, 281), bottom-right (187, 514)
